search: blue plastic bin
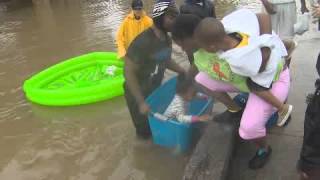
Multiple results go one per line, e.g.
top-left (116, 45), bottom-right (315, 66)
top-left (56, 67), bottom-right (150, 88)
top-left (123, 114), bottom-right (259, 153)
top-left (146, 77), bottom-right (213, 152)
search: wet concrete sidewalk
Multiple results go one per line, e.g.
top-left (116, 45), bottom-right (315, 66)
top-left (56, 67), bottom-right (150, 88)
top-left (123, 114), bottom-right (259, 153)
top-left (227, 26), bottom-right (320, 180)
top-left (167, 25), bottom-right (320, 180)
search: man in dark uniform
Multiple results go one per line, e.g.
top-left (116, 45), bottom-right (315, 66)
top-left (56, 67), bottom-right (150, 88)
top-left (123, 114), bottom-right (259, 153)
top-left (124, 0), bottom-right (185, 139)
top-left (298, 54), bottom-right (320, 180)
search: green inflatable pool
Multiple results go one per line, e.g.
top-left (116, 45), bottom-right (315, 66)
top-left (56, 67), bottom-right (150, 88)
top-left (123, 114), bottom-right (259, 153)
top-left (23, 52), bottom-right (124, 106)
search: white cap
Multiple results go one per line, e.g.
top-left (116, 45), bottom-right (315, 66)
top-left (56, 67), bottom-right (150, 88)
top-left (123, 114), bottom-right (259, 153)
top-left (152, 1), bottom-right (171, 18)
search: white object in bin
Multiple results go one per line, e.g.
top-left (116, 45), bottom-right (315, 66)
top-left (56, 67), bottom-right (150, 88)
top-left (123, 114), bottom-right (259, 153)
top-left (196, 92), bottom-right (208, 99)
top-left (153, 112), bottom-right (169, 121)
top-left (294, 13), bottom-right (310, 35)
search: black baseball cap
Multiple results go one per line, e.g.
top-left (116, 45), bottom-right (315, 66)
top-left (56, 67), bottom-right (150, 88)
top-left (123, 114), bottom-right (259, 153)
top-left (132, 0), bottom-right (143, 10)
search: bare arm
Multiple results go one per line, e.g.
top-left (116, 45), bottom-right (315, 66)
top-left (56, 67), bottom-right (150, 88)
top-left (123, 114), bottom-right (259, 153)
top-left (260, 0), bottom-right (268, 9)
top-left (300, 0), bottom-right (309, 13)
top-left (313, 6), bottom-right (320, 18)
top-left (188, 64), bottom-right (199, 78)
top-left (256, 13), bottom-right (272, 35)
top-left (166, 59), bottom-right (186, 74)
top-left (260, 0), bottom-right (276, 14)
top-left (256, 13), bottom-right (272, 73)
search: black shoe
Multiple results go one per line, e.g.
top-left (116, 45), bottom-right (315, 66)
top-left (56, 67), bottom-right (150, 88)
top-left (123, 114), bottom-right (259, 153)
top-left (213, 109), bottom-right (243, 123)
top-left (249, 146), bottom-right (272, 170)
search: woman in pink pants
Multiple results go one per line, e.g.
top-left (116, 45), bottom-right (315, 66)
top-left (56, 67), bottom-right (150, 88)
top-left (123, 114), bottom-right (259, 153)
top-left (195, 69), bottom-right (290, 140)
top-left (195, 68), bottom-right (291, 169)
top-left (171, 10), bottom-right (291, 170)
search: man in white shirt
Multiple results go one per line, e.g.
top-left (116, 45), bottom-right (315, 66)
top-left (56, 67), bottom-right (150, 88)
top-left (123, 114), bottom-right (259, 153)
top-left (261, 0), bottom-right (309, 39)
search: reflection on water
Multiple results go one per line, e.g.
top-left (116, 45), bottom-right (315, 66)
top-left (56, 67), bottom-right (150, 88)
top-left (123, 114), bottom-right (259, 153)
top-left (0, 0), bottom-right (260, 179)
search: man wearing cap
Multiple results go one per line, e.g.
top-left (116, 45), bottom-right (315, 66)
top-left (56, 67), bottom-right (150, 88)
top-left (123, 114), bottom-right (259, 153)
top-left (116, 0), bottom-right (153, 59)
top-left (124, 0), bottom-right (185, 139)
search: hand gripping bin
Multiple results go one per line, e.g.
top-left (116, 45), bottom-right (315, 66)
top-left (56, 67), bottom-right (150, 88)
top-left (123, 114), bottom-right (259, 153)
top-left (146, 77), bottom-right (213, 152)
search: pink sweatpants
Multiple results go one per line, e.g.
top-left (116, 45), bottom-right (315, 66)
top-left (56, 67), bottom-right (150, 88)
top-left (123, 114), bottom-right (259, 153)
top-left (195, 68), bottom-right (291, 140)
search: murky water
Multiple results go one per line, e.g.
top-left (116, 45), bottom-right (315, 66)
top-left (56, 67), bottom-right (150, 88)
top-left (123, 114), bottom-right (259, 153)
top-left (0, 0), bottom-right (261, 179)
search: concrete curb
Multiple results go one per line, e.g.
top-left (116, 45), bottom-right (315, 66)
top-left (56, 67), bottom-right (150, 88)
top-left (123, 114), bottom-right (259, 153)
top-left (183, 119), bottom-right (239, 180)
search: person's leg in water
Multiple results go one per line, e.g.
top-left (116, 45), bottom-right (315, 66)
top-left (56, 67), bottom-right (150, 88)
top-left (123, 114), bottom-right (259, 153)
top-left (239, 68), bottom-right (290, 169)
top-left (124, 87), bottom-right (151, 139)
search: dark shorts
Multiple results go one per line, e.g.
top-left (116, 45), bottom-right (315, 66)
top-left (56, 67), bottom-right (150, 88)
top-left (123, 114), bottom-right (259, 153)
top-left (246, 78), bottom-right (272, 92)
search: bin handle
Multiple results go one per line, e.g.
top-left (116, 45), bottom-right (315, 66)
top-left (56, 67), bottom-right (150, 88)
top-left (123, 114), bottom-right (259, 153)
top-left (150, 111), bottom-right (169, 121)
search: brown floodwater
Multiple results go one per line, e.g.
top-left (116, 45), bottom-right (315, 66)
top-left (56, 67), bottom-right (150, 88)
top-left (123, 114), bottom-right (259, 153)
top-left (0, 0), bottom-right (266, 180)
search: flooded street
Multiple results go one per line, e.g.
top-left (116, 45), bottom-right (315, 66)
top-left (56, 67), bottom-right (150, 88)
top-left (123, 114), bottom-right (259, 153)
top-left (0, 1), bottom-right (241, 179)
top-left (1, 0), bottom-right (317, 180)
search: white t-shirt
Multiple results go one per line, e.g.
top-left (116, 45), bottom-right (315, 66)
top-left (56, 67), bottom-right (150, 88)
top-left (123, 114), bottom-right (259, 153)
top-left (220, 9), bottom-right (287, 88)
